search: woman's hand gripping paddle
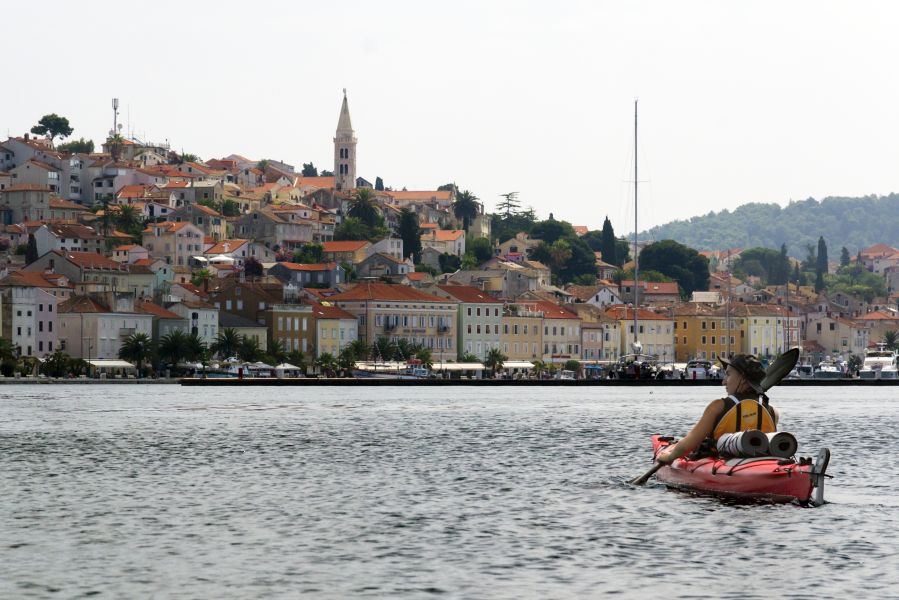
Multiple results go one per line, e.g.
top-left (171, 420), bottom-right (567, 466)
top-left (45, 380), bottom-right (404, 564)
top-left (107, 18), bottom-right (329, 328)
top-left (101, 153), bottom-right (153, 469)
top-left (630, 348), bottom-right (800, 486)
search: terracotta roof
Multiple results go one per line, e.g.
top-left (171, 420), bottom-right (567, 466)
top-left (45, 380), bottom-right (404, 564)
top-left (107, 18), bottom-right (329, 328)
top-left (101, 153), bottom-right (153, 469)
top-left (138, 300), bottom-right (182, 319)
top-left (117, 184), bottom-right (154, 198)
top-left (142, 221), bottom-right (193, 234)
top-left (858, 310), bottom-right (899, 321)
top-left (329, 281), bottom-right (449, 303)
top-left (425, 229), bottom-right (464, 242)
top-left (573, 225), bottom-right (588, 236)
top-left (47, 223), bottom-right (102, 240)
top-left (860, 243), bottom-right (897, 257)
top-left (24, 159), bottom-right (60, 172)
top-left (205, 239), bottom-right (248, 255)
top-left (312, 303), bottom-right (356, 320)
top-left (405, 272), bottom-right (431, 281)
top-left (58, 295), bottom-right (110, 314)
top-left (605, 305), bottom-right (672, 321)
top-left (49, 197), bottom-right (87, 211)
top-left (323, 240), bottom-right (369, 253)
top-left (0, 271), bottom-right (72, 289)
top-left (295, 176), bottom-right (335, 189)
top-left (437, 284), bottom-right (502, 303)
top-left (388, 190), bottom-right (452, 201)
top-left (275, 261), bottom-right (337, 272)
top-left (533, 300), bottom-right (579, 320)
top-left (3, 184), bottom-right (51, 192)
top-left (59, 250), bottom-right (125, 270)
top-left (619, 280), bottom-right (680, 295)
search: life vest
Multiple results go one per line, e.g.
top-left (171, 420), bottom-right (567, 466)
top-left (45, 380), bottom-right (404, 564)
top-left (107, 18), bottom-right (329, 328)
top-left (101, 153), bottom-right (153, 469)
top-left (712, 394), bottom-right (777, 439)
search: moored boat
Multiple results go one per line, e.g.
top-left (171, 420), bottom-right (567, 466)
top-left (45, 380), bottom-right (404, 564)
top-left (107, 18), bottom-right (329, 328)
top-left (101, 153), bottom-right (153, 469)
top-left (859, 343), bottom-right (898, 380)
top-left (813, 357), bottom-right (845, 379)
top-left (650, 434), bottom-right (830, 505)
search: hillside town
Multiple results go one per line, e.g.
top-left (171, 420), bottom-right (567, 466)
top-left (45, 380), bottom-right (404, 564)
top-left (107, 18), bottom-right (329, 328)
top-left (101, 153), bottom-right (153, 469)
top-left (2, 94), bottom-right (898, 379)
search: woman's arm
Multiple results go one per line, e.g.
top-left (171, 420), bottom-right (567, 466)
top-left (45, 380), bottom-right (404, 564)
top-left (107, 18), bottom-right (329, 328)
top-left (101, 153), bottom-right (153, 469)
top-left (656, 399), bottom-right (724, 463)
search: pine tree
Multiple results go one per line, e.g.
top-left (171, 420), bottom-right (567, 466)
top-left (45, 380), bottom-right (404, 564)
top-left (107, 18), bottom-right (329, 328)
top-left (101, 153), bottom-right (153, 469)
top-left (840, 246), bottom-right (851, 267)
top-left (600, 216), bottom-right (617, 266)
top-left (496, 192), bottom-right (520, 219)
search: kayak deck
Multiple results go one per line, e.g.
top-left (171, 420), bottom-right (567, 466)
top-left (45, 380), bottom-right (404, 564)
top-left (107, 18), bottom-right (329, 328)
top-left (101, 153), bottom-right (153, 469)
top-left (651, 435), bottom-right (830, 505)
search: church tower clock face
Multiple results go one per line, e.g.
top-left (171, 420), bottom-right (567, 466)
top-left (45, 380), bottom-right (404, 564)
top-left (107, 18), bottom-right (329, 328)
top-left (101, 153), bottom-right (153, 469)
top-left (334, 89), bottom-right (357, 191)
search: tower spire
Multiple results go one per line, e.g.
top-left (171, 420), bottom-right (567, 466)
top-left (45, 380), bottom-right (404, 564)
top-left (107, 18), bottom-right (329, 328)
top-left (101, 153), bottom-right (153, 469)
top-left (334, 89), bottom-right (357, 191)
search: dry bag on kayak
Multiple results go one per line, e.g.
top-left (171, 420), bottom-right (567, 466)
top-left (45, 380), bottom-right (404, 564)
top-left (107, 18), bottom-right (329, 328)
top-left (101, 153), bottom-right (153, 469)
top-left (716, 429), bottom-right (769, 457)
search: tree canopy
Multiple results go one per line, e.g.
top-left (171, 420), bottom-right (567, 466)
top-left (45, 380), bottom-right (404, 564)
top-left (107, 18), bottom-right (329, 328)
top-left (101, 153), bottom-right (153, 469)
top-left (57, 137), bottom-right (94, 154)
top-left (637, 239), bottom-right (709, 298)
top-left (644, 194), bottom-right (899, 257)
top-left (31, 113), bottom-right (73, 145)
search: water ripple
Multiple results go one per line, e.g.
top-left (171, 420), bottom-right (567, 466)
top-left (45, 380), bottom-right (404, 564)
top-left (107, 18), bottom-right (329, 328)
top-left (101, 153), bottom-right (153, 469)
top-left (0, 385), bottom-right (896, 599)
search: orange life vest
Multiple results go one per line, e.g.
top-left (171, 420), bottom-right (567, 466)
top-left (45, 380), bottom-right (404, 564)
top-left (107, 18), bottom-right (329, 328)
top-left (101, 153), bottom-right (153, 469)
top-left (712, 394), bottom-right (777, 440)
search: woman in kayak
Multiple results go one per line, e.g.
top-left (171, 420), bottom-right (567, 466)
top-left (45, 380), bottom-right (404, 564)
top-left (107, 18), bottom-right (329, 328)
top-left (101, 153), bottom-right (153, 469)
top-left (655, 354), bottom-right (779, 464)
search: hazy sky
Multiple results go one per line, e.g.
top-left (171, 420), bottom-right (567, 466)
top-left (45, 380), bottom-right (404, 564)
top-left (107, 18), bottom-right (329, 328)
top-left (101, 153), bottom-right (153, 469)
top-left (5, 1), bottom-right (899, 234)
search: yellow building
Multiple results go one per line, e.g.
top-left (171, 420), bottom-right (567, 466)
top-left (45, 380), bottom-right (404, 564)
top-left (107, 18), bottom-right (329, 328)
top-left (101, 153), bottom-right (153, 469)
top-left (500, 302), bottom-right (544, 361)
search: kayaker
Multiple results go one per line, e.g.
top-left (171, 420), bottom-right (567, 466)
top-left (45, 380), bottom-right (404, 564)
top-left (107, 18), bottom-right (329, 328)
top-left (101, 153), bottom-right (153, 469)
top-left (655, 354), bottom-right (779, 464)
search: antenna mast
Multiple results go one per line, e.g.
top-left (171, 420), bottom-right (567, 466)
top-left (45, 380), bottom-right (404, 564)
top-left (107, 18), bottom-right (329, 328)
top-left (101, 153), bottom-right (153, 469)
top-left (633, 99), bottom-right (639, 348)
top-left (111, 98), bottom-right (119, 136)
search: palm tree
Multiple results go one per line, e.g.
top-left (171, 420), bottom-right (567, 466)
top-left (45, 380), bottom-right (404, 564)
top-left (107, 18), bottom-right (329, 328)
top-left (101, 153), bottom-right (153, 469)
top-left (336, 349), bottom-right (356, 376)
top-left (266, 338), bottom-right (288, 365)
top-left (414, 348), bottom-right (433, 369)
top-left (334, 216), bottom-right (370, 241)
top-left (184, 332), bottom-right (207, 363)
top-left (237, 336), bottom-right (261, 363)
top-left (286, 350), bottom-right (307, 374)
top-left (191, 268), bottom-right (213, 289)
top-left (347, 188), bottom-right (380, 229)
top-left (211, 328), bottom-right (243, 359)
top-left (0, 338), bottom-right (16, 362)
top-left (40, 349), bottom-right (71, 377)
top-left (393, 338), bottom-right (414, 361)
top-left (119, 332), bottom-right (155, 377)
top-left (371, 336), bottom-right (395, 362)
top-left (115, 204), bottom-right (143, 238)
top-left (484, 347), bottom-right (508, 377)
top-left (158, 330), bottom-right (189, 369)
top-left (452, 189), bottom-right (480, 232)
top-left (459, 351), bottom-right (479, 363)
top-left (884, 330), bottom-right (899, 351)
top-left (346, 339), bottom-right (369, 362)
top-left (531, 360), bottom-right (547, 379)
top-left (315, 352), bottom-right (338, 377)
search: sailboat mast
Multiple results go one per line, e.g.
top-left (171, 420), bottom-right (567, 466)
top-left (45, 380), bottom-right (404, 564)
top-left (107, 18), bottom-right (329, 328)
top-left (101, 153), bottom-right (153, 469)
top-left (633, 99), bottom-right (639, 348)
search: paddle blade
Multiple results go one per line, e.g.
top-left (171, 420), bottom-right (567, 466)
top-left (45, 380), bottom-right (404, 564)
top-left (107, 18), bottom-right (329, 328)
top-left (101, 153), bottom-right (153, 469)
top-left (631, 461), bottom-right (664, 486)
top-left (760, 348), bottom-right (800, 391)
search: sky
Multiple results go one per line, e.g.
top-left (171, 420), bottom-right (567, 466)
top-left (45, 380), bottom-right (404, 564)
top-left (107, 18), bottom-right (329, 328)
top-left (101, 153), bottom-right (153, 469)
top-left (5, 1), bottom-right (899, 234)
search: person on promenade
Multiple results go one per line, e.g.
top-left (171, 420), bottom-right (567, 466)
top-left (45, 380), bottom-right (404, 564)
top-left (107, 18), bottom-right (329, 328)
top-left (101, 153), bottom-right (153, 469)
top-left (654, 354), bottom-right (779, 464)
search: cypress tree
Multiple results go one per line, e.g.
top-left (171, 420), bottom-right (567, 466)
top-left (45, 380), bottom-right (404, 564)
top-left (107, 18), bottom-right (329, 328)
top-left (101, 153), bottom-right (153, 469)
top-left (840, 247), bottom-right (850, 267)
top-left (25, 234), bottom-right (38, 264)
top-left (600, 216), bottom-right (617, 266)
top-left (816, 236), bottom-right (828, 275)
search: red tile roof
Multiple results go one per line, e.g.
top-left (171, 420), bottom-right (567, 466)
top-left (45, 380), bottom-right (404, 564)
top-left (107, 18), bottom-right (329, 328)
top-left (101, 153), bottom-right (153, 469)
top-left (60, 251), bottom-right (125, 270)
top-left (323, 240), bottom-right (369, 253)
top-left (605, 305), bottom-right (672, 321)
top-left (328, 281), bottom-right (449, 303)
top-left (312, 303), bottom-right (356, 320)
top-left (205, 239), bottom-right (248, 255)
top-left (275, 262), bottom-right (337, 271)
top-left (58, 296), bottom-right (109, 314)
top-left (437, 284), bottom-right (502, 304)
top-left (533, 300), bottom-right (579, 319)
top-left (137, 300), bottom-right (182, 319)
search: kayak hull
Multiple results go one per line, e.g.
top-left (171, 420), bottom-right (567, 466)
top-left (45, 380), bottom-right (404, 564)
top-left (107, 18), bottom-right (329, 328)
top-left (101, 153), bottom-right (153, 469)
top-left (651, 435), bottom-right (823, 504)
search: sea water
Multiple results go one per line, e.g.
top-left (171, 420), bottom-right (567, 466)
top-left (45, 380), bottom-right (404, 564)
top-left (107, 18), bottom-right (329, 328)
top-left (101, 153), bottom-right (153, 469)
top-left (1, 385), bottom-right (896, 599)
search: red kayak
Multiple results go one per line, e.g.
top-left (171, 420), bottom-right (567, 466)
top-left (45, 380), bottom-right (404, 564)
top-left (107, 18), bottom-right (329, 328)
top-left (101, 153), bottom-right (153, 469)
top-left (651, 435), bottom-right (830, 505)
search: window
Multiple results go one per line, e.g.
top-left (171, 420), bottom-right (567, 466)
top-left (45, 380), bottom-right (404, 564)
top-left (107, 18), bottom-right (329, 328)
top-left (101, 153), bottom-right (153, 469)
top-left (701, 335), bottom-right (707, 344)
top-left (701, 321), bottom-right (707, 330)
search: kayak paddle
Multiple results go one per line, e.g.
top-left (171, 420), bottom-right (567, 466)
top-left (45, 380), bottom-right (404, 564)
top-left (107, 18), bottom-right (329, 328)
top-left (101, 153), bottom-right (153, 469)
top-left (630, 348), bottom-right (800, 486)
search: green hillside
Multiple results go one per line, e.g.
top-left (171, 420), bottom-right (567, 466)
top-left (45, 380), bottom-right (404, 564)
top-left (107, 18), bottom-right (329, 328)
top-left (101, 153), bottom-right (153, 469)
top-left (643, 194), bottom-right (899, 257)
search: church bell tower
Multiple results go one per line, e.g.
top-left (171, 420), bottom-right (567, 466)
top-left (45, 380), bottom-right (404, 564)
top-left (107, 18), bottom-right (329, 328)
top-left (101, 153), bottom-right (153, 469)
top-left (334, 89), bottom-right (357, 191)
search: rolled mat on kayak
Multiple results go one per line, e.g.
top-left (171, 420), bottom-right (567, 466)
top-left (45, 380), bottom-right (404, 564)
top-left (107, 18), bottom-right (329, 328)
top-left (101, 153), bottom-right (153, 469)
top-left (715, 430), bottom-right (799, 459)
